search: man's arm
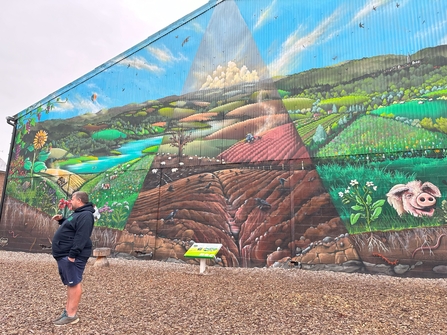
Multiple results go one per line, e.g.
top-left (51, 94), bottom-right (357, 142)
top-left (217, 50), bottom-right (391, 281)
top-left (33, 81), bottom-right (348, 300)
top-left (52, 214), bottom-right (65, 225)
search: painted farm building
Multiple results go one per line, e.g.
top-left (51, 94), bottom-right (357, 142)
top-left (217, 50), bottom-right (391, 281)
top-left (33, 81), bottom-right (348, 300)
top-left (2, 0), bottom-right (447, 278)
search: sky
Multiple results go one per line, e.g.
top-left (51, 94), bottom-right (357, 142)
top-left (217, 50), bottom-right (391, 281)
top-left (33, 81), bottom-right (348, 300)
top-left (0, 0), bottom-right (209, 164)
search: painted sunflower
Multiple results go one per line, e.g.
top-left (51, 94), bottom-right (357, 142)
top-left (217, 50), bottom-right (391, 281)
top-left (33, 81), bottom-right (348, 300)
top-left (33, 130), bottom-right (48, 149)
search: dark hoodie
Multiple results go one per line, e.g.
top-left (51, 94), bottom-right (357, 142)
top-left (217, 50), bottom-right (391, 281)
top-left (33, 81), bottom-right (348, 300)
top-left (52, 202), bottom-right (95, 261)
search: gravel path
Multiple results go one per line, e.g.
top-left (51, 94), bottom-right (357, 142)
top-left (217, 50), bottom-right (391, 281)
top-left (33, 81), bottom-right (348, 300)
top-left (1, 250), bottom-right (447, 334)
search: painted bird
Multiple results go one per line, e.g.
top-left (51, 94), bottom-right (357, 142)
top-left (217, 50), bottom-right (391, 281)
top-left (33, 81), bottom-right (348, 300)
top-left (279, 178), bottom-right (286, 187)
top-left (163, 209), bottom-right (178, 221)
top-left (182, 36), bottom-right (190, 47)
top-left (255, 198), bottom-right (271, 210)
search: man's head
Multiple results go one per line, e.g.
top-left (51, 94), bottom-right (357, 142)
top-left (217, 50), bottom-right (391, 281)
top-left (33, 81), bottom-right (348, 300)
top-left (71, 191), bottom-right (89, 210)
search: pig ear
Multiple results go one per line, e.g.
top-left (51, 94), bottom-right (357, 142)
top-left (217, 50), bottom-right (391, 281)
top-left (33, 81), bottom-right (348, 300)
top-left (421, 182), bottom-right (442, 197)
top-left (386, 184), bottom-right (409, 198)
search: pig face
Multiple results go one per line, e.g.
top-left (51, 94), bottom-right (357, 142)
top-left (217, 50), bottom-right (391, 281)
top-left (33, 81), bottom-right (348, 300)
top-left (386, 181), bottom-right (441, 217)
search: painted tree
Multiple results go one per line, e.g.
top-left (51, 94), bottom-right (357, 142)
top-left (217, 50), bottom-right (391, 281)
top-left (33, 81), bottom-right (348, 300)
top-left (313, 124), bottom-right (327, 144)
top-left (169, 127), bottom-right (193, 159)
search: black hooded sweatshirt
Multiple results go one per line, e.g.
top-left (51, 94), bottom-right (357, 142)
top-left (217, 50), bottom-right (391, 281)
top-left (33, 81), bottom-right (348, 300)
top-left (52, 202), bottom-right (95, 261)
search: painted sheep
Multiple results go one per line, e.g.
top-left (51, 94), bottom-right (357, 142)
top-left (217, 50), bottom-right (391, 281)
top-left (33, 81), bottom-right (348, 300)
top-left (386, 181), bottom-right (441, 217)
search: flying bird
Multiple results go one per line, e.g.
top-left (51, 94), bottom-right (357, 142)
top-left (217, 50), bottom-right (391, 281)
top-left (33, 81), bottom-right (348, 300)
top-left (182, 36), bottom-right (190, 47)
top-left (396, 3), bottom-right (400, 7)
top-left (373, 6), bottom-right (376, 10)
top-left (359, 23), bottom-right (364, 28)
top-left (91, 93), bottom-right (97, 102)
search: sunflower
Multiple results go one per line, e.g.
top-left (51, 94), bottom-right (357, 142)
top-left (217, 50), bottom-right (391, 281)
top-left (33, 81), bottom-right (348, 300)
top-left (33, 130), bottom-right (48, 149)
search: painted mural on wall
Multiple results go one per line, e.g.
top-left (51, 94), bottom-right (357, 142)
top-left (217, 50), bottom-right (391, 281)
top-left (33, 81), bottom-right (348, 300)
top-left (2, 0), bottom-right (447, 277)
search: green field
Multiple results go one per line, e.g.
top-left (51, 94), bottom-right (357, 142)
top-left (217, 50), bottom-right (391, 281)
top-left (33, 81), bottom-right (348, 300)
top-left (317, 115), bottom-right (447, 157)
top-left (296, 114), bottom-right (343, 144)
top-left (371, 100), bottom-right (447, 120)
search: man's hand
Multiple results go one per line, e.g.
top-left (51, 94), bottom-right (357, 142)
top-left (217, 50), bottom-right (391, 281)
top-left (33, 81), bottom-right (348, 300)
top-left (52, 214), bottom-right (63, 221)
top-left (68, 257), bottom-right (75, 262)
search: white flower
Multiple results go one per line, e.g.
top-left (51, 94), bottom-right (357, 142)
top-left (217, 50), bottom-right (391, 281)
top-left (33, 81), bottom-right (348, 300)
top-left (338, 192), bottom-right (344, 197)
top-left (350, 180), bottom-right (359, 186)
top-left (366, 181), bottom-right (374, 187)
top-left (171, 168), bottom-right (178, 173)
top-left (152, 169), bottom-right (158, 174)
top-left (344, 189), bottom-right (350, 194)
top-left (373, 186), bottom-right (377, 191)
top-left (160, 161), bottom-right (166, 165)
top-left (179, 162), bottom-right (184, 166)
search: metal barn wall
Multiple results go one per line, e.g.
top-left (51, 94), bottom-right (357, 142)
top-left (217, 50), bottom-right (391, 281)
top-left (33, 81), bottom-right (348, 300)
top-left (2, 0), bottom-right (447, 277)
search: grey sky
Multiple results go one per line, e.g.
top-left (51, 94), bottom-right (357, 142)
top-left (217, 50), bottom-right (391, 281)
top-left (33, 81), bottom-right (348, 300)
top-left (0, 0), bottom-right (208, 164)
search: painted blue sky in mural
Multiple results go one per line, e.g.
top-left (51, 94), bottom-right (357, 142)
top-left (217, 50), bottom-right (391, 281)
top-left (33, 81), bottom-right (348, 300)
top-left (35, 0), bottom-right (446, 122)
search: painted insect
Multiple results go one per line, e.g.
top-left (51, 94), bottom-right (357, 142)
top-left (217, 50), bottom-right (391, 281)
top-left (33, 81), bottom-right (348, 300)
top-left (372, 253), bottom-right (399, 266)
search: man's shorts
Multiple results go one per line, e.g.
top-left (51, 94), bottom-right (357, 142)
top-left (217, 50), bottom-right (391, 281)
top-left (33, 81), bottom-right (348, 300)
top-left (57, 257), bottom-right (87, 286)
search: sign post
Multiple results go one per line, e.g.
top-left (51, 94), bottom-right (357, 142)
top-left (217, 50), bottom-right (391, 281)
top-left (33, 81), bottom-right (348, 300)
top-left (184, 243), bottom-right (222, 273)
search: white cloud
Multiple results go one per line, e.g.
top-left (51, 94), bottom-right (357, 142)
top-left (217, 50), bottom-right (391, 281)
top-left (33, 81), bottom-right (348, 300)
top-left (146, 45), bottom-right (187, 63)
top-left (191, 22), bottom-right (205, 34)
top-left (352, 0), bottom-right (394, 24)
top-left (254, 0), bottom-right (277, 31)
top-left (269, 9), bottom-right (341, 75)
top-left (200, 61), bottom-right (259, 89)
top-left (51, 99), bottom-right (75, 112)
top-left (119, 56), bottom-right (165, 73)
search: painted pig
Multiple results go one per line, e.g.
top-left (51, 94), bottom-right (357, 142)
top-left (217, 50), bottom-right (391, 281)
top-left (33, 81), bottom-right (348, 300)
top-left (386, 181), bottom-right (441, 217)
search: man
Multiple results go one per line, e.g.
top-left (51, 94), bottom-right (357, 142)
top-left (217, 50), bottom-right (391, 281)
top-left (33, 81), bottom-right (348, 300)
top-left (51, 191), bottom-right (95, 326)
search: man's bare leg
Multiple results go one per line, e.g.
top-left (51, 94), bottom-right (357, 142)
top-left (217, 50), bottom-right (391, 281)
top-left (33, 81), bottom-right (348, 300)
top-left (66, 283), bottom-right (82, 317)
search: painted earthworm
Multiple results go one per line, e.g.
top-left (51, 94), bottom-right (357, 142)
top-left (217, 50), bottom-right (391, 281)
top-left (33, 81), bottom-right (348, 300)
top-left (412, 234), bottom-right (446, 258)
top-left (8, 230), bottom-right (19, 238)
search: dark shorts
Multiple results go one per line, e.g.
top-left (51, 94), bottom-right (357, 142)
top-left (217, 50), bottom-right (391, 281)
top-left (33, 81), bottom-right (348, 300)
top-left (57, 257), bottom-right (87, 286)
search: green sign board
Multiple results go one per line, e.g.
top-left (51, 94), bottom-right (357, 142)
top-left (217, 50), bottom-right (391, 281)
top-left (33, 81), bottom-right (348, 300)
top-left (184, 243), bottom-right (222, 259)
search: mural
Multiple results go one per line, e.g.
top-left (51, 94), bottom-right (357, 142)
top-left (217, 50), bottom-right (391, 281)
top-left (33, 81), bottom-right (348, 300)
top-left (2, 0), bottom-right (447, 277)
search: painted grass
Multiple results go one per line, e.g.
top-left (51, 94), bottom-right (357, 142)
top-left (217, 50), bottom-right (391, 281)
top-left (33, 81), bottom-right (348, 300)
top-left (83, 155), bottom-right (154, 229)
top-left (316, 162), bottom-right (444, 233)
top-left (317, 116), bottom-right (447, 157)
top-left (296, 114), bottom-right (343, 144)
top-left (57, 156), bottom-right (98, 167)
top-left (320, 95), bottom-right (369, 107)
top-left (282, 98), bottom-right (314, 110)
top-left (92, 129), bottom-right (127, 141)
top-left (208, 101), bottom-right (246, 113)
top-left (370, 100), bottom-right (447, 120)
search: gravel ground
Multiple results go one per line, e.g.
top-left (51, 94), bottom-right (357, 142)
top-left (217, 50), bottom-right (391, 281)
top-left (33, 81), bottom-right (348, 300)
top-left (1, 251), bottom-right (447, 334)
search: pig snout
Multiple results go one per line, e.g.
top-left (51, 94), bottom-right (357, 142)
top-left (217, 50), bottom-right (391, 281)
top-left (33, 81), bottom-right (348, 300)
top-left (416, 192), bottom-right (437, 208)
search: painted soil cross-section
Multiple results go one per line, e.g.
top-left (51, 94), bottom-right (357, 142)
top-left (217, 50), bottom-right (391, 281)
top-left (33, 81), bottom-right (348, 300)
top-left (2, 0), bottom-right (447, 278)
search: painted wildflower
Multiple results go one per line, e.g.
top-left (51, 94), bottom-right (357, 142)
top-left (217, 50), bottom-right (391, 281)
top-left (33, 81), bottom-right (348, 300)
top-left (341, 180), bottom-right (385, 232)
